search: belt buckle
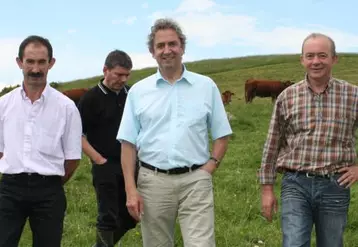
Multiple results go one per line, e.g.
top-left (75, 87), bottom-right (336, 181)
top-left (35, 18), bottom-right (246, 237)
top-left (323, 172), bottom-right (332, 178)
top-left (305, 172), bottom-right (315, 178)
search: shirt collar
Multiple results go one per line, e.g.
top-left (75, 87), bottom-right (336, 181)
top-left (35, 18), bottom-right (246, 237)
top-left (20, 82), bottom-right (50, 102)
top-left (155, 64), bottom-right (191, 85)
top-left (304, 73), bottom-right (335, 95)
top-left (98, 78), bottom-right (128, 95)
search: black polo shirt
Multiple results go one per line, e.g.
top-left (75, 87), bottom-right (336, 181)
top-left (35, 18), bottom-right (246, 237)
top-left (77, 79), bottom-right (129, 163)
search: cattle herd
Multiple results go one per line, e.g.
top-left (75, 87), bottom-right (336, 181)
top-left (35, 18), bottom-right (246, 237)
top-left (61, 79), bottom-right (294, 109)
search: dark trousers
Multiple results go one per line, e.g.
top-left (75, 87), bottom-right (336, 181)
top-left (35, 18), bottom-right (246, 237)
top-left (92, 161), bottom-right (137, 244)
top-left (0, 173), bottom-right (66, 247)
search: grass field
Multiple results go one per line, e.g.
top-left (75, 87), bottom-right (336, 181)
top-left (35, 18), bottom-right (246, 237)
top-left (14, 53), bottom-right (358, 246)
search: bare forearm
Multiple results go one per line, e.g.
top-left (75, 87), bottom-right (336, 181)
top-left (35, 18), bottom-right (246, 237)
top-left (62, 159), bottom-right (80, 184)
top-left (121, 141), bottom-right (137, 192)
top-left (261, 184), bottom-right (274, 191)
top-left (81, 136), bottom-right (103, 163)
top-left (211, 135), bottom-right (230, 161)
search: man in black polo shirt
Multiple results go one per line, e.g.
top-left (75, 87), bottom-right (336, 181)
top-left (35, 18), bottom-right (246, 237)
top-left (77, 50), bottom-right (137, 247)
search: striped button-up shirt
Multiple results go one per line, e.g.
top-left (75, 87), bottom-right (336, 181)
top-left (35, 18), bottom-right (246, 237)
top-left (258, 77), bottom-right (358, 184)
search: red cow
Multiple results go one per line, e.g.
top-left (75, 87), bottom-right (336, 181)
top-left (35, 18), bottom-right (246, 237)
top-left (62, 88), bottom-right (89, 105)
top-left (245, 79), bottom-right (294, 103)
top-left (222, 90), bottom-right (235, 105)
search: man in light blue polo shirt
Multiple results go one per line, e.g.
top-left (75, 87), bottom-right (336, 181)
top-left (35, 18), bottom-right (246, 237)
top-left (117, 17), bottom-right (232, 247)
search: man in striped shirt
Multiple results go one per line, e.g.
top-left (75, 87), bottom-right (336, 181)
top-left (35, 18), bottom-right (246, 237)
top-left (258, 33), bottom-right (358, 247)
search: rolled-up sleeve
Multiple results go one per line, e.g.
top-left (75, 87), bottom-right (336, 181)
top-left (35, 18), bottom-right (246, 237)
top-left (62, 103), bottom-right (82, 160)
top-left (209, 82), bottom-right (233, 140)
top-left (117, 90), bottom-right (140, 145)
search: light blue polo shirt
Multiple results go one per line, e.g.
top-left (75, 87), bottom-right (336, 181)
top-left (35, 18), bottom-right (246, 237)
top-left (117, 65), bottom-right (233, 170)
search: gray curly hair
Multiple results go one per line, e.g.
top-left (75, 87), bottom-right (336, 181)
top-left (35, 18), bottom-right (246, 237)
top-left (147, 18), bottom-right (187, 53)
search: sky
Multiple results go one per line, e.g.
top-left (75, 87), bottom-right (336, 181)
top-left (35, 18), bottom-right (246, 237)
top-left (0, 0), bottom-right (357, 90)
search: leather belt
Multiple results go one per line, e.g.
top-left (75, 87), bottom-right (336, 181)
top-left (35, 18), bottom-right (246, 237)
top-left (140, 161), bottom-right (202, 175)
top-left (284, 169), bottom-right (337, 178)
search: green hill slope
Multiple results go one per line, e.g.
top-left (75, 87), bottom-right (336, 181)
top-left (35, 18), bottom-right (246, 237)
top-left (58, 53), bottom-right (358, 102)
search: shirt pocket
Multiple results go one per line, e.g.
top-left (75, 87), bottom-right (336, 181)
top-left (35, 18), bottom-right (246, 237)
top-left (324, 114), bottom-right (355, 142)
top-left (322, 114), bottom-right (356, 162)
top-left (183, 104), bottom-right (208, 129)
top-left (287, 111), bottom-right (313, 135)
top-left (35, 128), bottom-right (61, 157)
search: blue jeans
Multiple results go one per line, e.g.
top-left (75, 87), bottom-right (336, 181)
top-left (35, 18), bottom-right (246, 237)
top-left (281, 171), bottom-right (350, 247)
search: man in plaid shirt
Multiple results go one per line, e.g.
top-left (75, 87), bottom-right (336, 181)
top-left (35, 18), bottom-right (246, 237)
top-left (258, 32), bottom-right (358, 247)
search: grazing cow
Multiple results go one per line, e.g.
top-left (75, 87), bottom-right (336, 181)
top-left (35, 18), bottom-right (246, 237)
top-left (245, 79), bottom-right (294, 103)
top-left (62, 88), bottom-right (89, 105)
top-left (222, 90), bottom-right (235, 105)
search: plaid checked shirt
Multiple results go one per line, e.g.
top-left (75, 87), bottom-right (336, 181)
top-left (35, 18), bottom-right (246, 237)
top-left (258, 77), bottom-right (358, 184)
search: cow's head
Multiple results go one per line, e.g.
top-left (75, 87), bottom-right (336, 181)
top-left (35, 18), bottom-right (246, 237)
top-left (222, 90), bottom-right (235, 105)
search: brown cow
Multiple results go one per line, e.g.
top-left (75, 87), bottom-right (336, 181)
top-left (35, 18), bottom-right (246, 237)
top-left (222, 90), bottom-right (235, 105)
top-left (61, 88), bottom-right (89, 105)
top-left (244, 79), bottom-right (294, 103)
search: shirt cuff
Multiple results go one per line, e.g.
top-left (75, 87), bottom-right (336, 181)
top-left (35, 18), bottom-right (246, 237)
top-left (212, 130), bottom-right (233, 141)
top-left (64, 151), bottom-right (82, 160)
top-left (257, 165), bottom-right (276, 184)
top-left (117, 137), bottom-right (136, 145)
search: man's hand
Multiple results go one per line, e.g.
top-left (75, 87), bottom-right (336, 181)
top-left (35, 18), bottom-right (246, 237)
top-left (126, 188), bottom-right (144, 222)
top-left (261, 185), bottom-right (278, 222)
top-left (62, 159), bottom-right (80, 185)
top-left (338, 166), bottom-right (358, 188)
top-left (200, 159), bottom-right (217, 175)
top-left (93, 155), bottom-right (107, 165)
top-left (82, 136), bottom-right (107, 165)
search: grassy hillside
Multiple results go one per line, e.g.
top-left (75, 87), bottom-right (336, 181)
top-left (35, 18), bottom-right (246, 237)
top-left (17, 53), bottom-right (358, 246)
top-left (56, 53), bottom-right (358, 94)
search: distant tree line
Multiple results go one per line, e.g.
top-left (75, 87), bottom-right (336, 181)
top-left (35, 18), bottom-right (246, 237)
top-left (0, 85), bottom-right (20, 97)
top-left (50, 82), bottom-right (60, 88)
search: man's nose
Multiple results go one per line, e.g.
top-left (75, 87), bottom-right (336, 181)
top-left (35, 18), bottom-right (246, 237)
top-left (31, 65), bottom-right (40, 73)
top-left (312, 55), bottom-right (321, 64)
top-left (163, 44), bottom-right (171, 54)
top-left (120, 75), bottom-right (128, 82)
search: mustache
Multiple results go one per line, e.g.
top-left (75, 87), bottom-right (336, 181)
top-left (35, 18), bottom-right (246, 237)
top-left (28, 72), bottom-right (44, 78)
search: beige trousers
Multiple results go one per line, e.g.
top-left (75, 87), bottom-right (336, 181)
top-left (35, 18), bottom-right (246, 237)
top-left (137, 166), bottom-right (216, 247)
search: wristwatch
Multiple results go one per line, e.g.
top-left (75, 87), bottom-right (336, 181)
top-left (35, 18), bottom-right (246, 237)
top-left (209, 156), bottom-right (221, 167)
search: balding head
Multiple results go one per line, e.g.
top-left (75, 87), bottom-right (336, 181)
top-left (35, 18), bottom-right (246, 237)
top-left (301, 33), bottom-right (336, 57)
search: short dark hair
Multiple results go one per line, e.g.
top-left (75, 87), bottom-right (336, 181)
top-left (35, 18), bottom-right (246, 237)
top-left (104, 50), bottom-right (133, 70)
top-left (18, 35), bottom-right (53, 62)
